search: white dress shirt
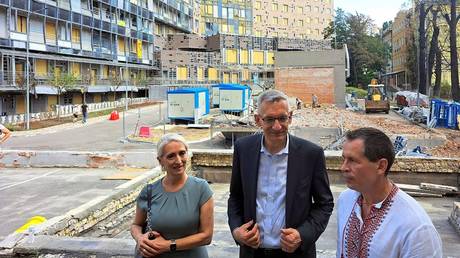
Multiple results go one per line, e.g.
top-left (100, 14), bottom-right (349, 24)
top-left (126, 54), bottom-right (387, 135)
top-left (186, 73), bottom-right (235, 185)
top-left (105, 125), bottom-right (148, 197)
top-left (337, 186), bottom-right (442, 258)
top-left (256, 135), bottom-right (289, 248)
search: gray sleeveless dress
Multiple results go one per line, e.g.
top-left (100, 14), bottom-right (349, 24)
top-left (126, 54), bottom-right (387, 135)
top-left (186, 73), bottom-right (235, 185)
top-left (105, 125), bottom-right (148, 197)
top-left (137, 176), bottom-right (213, 258)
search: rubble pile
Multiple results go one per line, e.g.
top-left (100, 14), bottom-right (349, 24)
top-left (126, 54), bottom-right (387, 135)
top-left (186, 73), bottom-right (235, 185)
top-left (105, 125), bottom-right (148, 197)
top-left (291, 106), bottom-right (459, 158)
top-left (291, 106), bottom-right (426, 135)
top-left (202, 113), bottom-right (257, 128)
top-left (429, 131), bottom-right (460, 158)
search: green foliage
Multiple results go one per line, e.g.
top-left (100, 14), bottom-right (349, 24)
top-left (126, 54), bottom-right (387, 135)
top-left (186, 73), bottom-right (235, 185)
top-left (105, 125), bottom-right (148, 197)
top-left (323, 8), bottom-right (348, 49)
top-left (133, 73), bottom-right (148, 87)
top-left (323, 9), bottom-right (390, 86)
top-left (47, 69), bottom-right (78, 92)
top-left (440, 81), bottom-right (452, 99)
top-left (346, 86), bottom-right (367, 98)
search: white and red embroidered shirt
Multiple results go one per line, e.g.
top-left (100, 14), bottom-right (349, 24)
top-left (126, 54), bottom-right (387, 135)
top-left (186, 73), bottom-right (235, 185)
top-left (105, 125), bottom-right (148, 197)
top-left (337, 185), bottom-right (442, 258)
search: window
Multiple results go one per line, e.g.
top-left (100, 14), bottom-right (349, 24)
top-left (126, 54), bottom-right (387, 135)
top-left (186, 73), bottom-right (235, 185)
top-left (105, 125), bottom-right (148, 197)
top-left (267, 52), bottom-right (274, 65)
top-left (255, 30), bottom-right (262, 37)
top-left (273, 17), bottom-right (278, 24)
top-left (71, 63), bottom-right (81, 76)
top-left (208, 67), bottom-right (217, 80)
top-left (283, 18), bottom-right (288, 26)
top-left (255, 1), bottom-right (261, 9)
top-left (222, 23), bottom-right (228, 33)
top-left (298, 20), bottom-right (304, 27)
top-left (297, 7), bottom-right (303, 14)
top-left (176, 67), bottom-right (187, 80)
top-left (226, 49), bottom-right (237, 64)
top-left (255, 15), bottom-right (261, 22)
top-left (46, 22), bottom-right (56, 42)
top-left (206, 5), bottom-right (213, 14)
top-left (118, 37), bottom-right (125, 54)
top-left (72, 28), bottom-right (80, 44)
top-left (240, 50), bottom-right (249, 64)
top-left (197, 67), bottom-right (204, 81)
top-left (253, 51), bottom-right (264, 65)
top-left (242, 69), bottom-right (249, 81)
top-left (272, 3), bottom-right (278, 11)
top-left (283, 4), bottom-right (288, 12)
top-left (35, 60), bottom-right (48, 77)
top-left (58, 22), bottom-right (70, 41)
top-left (238, 25), bottom-right (245, 35)
top-left (16, 16), bottom-right (27, 33)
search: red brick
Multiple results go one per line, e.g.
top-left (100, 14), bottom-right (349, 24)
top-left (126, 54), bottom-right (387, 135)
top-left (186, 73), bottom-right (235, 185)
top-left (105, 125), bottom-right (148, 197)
top-left (275, 67), bottom-right (335, 104)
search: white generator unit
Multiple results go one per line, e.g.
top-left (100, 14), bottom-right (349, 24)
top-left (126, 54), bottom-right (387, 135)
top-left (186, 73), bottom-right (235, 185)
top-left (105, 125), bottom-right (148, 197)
top-left (219, 84), bottom-right (251, 116)
top-left (167, 88), bottom-right (209, 123)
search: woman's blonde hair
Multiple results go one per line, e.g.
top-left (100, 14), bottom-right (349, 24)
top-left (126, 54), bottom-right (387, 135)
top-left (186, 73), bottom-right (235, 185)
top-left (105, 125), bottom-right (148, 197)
top-left (157, 133), bottom-right (189, 157)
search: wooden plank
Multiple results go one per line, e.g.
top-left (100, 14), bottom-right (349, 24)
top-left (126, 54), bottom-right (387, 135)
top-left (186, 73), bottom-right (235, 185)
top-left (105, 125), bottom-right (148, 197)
top-left (420, 183), bottom-right (458, 193)
top-left (396, 183), bottom-right (442, 195)
top-left (397, 183), bottom-right (425, 192)
top-left (405, 191), bottom-right (443, 198)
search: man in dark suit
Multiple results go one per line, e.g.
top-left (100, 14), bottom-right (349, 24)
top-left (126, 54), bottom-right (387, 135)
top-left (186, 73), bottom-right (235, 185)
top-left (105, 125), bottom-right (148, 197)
top-left (228, 90), bottom-right (334, 258)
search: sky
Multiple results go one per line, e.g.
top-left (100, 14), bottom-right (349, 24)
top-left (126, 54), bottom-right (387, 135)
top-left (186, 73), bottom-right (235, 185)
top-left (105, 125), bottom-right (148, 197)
top-left (334, 0), bottom-right (410, 27)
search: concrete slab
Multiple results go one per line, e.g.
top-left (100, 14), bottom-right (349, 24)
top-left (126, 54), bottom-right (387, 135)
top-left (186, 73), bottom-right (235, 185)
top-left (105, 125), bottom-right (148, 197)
top-left (86, 184), bottom-right (460, 258)
top-left (205, 184), bottom-right (460, 258)
top-left (0, 168), bottom-right (130, 240)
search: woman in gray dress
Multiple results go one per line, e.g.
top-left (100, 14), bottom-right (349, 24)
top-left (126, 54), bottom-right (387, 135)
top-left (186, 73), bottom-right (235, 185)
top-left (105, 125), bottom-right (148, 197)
top-left (131, 133), bottom-right (214, 258)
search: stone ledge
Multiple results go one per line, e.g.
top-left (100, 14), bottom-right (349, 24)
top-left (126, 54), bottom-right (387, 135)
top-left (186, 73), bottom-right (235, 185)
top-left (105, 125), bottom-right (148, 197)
top-left (13, 235), bottom-right (135, 257)
top-left (0, 150), bottom-right (156, 168)
top-left (191, 149), bottom-right (460, 174)
top-left (40, 167), bottom-right (163, 237)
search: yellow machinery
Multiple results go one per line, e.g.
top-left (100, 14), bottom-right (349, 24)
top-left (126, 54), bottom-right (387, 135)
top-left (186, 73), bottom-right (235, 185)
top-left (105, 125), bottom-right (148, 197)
top-left (365, 80), bottom-right (390, 114)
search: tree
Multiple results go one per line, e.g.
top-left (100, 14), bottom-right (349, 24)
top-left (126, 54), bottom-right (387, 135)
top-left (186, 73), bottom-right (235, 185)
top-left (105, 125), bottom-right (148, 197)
top-left (324, 10), bottom-right (389, 86)
top-left (323, 8), bottom-right (348, 49)
top-left (442, 0), bottom-right (460, 101)
top-left (416, 1), bottom-right (433, 95)
top-left (427, 8), bottom-right (442, 97)
top-left (80, 69), bottom-right (93, 104)
top-left (48, 68), bottom-right (78, 118)
top-left (109, 69), bottom-right (123, 102)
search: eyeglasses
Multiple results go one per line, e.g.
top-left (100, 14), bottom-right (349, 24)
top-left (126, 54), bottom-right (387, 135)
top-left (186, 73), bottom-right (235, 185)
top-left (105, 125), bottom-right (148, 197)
top-left (261, 115), bottom-right (290, 125)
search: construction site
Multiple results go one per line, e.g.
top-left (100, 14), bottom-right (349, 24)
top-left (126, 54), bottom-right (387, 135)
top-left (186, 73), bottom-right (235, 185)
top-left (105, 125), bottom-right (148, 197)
top-left (0, 0), bottom-right (459, 256)
top-left (0, 77), bottom-right (459, 257)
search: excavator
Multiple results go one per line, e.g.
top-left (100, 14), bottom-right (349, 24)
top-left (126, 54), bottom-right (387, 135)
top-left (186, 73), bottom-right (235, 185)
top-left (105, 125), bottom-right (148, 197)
top-left (365, 79), bottom-right (390, 114)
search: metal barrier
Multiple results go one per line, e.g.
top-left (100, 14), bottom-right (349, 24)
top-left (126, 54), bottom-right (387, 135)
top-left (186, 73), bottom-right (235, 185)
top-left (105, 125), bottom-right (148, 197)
top-left (0, 97), bottom-right (150, 125)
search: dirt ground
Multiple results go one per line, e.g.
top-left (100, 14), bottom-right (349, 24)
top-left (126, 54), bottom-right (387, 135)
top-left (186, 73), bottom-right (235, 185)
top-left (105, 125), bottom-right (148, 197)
top-left (129, 125), bottom-right (211, 143)
top-left (130, 105), bottom-right (459, 158)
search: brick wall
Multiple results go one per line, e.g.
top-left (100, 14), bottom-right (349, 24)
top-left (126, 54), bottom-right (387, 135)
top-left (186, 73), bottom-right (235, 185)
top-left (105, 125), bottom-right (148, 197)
top-left (275, 67), bottom-right (335, 104)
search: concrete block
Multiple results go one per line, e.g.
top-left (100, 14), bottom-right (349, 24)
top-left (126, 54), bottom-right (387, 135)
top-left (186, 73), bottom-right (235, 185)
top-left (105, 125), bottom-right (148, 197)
top-left (449, 202), bottom-right (460, 236)
top-left (0, 151), bottom-right (157, 168)
top-left (14, 235), bottom-right (136, 257)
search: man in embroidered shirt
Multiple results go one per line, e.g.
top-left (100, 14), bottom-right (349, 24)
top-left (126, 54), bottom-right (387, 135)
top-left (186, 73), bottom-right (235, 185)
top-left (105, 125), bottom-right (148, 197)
top-left (228, 90), bottom-right (334, 258)
top-left (337, 127), bottom-right (442, 258)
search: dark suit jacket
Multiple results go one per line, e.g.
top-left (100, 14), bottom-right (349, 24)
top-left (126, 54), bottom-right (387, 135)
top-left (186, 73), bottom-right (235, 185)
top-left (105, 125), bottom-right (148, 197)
top-left (227, 133), bottom-right (334, 258)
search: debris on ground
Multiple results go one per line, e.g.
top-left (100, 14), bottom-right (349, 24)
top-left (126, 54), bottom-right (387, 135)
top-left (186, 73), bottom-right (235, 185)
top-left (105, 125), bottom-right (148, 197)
top-left (129, 125), bottom-right (211, 143)
top-left (398, 106), bottom-right (429, 123)
top-left (290, 105), bottom-right (459, 158)
top-left (397, 183), bottom-right (459, 198)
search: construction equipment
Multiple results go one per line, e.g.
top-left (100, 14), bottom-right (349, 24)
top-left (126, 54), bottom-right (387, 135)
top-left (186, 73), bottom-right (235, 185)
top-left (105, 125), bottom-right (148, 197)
top-left (365, 80), bottom-right (390, 114)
